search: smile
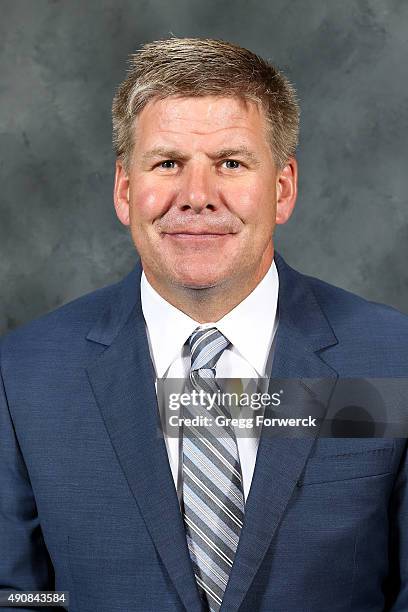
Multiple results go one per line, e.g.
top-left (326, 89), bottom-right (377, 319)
top-left (162, 232), bottom-right (233, 240)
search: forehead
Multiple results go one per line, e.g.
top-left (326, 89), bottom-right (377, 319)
top-left (132, 95), bottom-right (269, 147)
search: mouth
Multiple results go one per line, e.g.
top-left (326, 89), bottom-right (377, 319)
top-left (162, 231), bottom-right (234, 240)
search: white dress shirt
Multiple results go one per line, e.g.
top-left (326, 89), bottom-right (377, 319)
top-left (141, 261), bottom-right (279, 503)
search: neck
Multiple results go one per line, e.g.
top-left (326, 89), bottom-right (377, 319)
top-left (144, 252), bottom-right (274, 323)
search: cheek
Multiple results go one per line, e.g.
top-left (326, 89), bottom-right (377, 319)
top-left (227, 183), bottom-right (275, 223)
top-left (129, 183), bottom-right (169, 224)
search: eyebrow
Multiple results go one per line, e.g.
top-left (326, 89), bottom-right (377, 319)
top-left (141, 146), bottom-right (260, 165)
top-left (212, 147), bottom-right (260, 165)
top-left (141, 147), bottom-right (189, 163)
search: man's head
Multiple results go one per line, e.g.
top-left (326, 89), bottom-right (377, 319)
top-left (112, 38), bottom-right (299, 317)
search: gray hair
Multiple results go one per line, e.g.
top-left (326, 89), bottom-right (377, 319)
top-left (112, 37), bottom-right (300, 170)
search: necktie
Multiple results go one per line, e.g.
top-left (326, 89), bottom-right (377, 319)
top-left (182, 327), bottom-right (245, 612)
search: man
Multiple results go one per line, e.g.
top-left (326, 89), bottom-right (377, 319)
top-left (0, 37), bottom-right (407, 612)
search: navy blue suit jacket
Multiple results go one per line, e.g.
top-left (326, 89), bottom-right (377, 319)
top-left (1, 252), bottom-right (408, 611)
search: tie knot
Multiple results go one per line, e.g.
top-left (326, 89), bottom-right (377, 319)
top-left (188, 327), bottom-right (230, 372)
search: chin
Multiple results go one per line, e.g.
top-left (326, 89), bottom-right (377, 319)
top-left (176, 275), bottom-right (220, 290)
top-left (179, 280), bottom-right (218, 290)
top-left (171, 266), bottom-right (227, 290)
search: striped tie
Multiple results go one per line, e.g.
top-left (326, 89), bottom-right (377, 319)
top-left (182, 327), bottom-right (245, 612)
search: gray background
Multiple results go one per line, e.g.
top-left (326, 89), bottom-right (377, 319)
top-left (1, 0), bottom-right (407, 335)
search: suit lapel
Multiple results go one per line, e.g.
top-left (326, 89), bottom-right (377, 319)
top-left (86, 261), bottom-right (204, 612)
top-left (219, 252), bottom-right (339, 611)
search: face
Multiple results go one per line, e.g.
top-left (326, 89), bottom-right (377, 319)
top-left (114, 95), bottom-right (297, 294)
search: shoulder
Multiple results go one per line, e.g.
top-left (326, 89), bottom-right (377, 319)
top-left (304, 272), bottom-right (408, 375)
top-left (0, 274), bottom-right (127, 371)
top-left (307, 273), bottom-right (408, 334)
top-left (275, 251), bottom-right (408, 375)
top-left (276, 252), bottom-right (408, 335)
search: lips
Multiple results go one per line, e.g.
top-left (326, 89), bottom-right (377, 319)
top-left (162, 231), bottom-right (233, 242)
top-left (164, 231), bottom-right (229, 236)
top-left (162, 227), bottom-right (234, 235)
top-left (161, 231), bottom-right (235, 247)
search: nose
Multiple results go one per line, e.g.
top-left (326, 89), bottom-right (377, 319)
top-left (178, 162), bottom-right (216, 213)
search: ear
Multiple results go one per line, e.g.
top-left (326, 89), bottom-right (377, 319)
top-left (113, 159), bottom-right (131, 226)
top-left (275, 158), bottom-right (298, 225)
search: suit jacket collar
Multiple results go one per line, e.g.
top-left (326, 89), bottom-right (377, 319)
top-left (140, 259), bottom-right (279, 378)
top-left (85, 251), bottom-right (339, 612)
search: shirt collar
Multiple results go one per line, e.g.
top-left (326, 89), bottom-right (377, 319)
top-left (141, 260), bottom-right (279, 377)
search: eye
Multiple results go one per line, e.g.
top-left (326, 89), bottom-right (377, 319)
top-left (222, 159), bottom-right (242, 170)
top-left (157, 160), bottom-right (177, 169)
